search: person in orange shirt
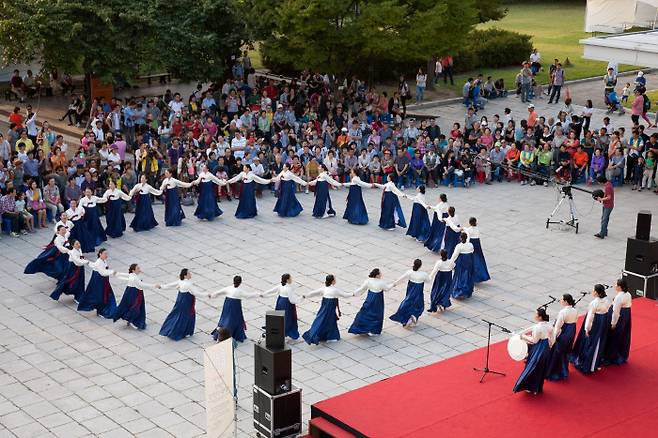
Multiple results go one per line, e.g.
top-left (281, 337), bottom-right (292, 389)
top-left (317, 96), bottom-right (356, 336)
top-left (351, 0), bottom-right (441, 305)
top-left (505, 145), bottom-right (521, 180)
top-left (527, 104), bottom-right (538, 128)
top-left (8, 107), bottom-right (24, 130)
top-left (336, 127), bottom-right (349, 147)
top-left (572, 144), bottom-right (589, 182)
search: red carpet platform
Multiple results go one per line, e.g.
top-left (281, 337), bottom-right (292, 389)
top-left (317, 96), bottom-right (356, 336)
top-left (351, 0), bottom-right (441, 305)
top-left (311, 298), bottom-right (658, 438)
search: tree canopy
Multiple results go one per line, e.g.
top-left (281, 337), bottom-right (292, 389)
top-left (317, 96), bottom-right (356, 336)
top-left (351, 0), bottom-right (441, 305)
top-left (245, 0), bottom-right (487, 76)
top-left (0, 0), bottom-right (247, 82)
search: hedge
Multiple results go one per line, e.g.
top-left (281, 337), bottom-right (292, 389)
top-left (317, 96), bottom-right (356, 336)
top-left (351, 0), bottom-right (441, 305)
top-left (452, 28), bottom-right (533, 73)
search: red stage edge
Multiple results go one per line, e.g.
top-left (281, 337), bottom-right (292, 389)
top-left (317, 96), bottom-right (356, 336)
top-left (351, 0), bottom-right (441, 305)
top-left (310, 298), bottom-right (658, 438)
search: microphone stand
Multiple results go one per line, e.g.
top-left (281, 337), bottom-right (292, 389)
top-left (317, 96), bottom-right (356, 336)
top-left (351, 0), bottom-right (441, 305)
top-left (539, 296), bottom-right (557, 309)
top-left (574, 292), bottom-right (589, 306)
top-left (474, 319), bottom-right (510, 383)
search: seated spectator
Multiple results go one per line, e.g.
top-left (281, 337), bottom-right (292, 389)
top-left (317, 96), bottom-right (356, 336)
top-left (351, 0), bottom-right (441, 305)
top-left (572, 145), bottom-right (589, 182)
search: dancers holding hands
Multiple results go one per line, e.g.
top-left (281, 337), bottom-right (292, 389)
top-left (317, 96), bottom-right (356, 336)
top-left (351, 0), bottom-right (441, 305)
top-left (159, 168), bottom-right (194, 226)
top-left (193, 164), bottom-right (226, 221)
top-left (302, 274), bottom-right (355, 345)
top-left (262, 274), bottom-right (301, 340)
top-left (113, 263), bottom-right (161, 330)
top-left (308, 165), bottom-right (343, 218)
top-left (228, 165), bottom-right (272, 219)
top-left (342, 169), bottom-right (374, 225)
top-left (128, 174), bottom-right (162, 231)
top-left (403, 186), bottom-right (431, 242)
top-left (349, 269), bottom-right (395, 336)
top-left (374, 175), bottom-right (407, 230)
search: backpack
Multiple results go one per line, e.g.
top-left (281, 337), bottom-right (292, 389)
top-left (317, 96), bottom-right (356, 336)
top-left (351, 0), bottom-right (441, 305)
top-left (642, 94), bottom-right (651, 112)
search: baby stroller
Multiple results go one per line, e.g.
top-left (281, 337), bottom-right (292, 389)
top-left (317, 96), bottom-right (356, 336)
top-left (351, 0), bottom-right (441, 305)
top-left (605, 90), bottom-right (625, 115)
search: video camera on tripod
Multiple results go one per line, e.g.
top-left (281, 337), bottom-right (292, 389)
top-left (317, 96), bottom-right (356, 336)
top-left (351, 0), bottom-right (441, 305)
top-left (546, 183), bottom-right (600, 233)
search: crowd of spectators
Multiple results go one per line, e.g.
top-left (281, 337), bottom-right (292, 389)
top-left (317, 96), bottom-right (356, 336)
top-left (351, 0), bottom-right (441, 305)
top-left (1, 55), bottom-right (656, 238)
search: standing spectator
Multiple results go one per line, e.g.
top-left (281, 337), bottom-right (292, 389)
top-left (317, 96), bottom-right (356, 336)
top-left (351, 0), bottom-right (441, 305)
top-left (415, 68), bottom-right (427, 103)
top-left (529, 49), bottom-right (541, 74)
top-left (10, 70), bottom-right (25, 102)
top-left (441, 55), bottom-right (454, 85)
top-left (434, 57), bottom-right (443, 85)
top-left (399, 76), bottom-right (410, 117)
top-left (520, 62), bottom-right (533, 103)
top-left (603, 67), bottom-right (617, 102)
top-left (548, 63), bottom-right (565, 104)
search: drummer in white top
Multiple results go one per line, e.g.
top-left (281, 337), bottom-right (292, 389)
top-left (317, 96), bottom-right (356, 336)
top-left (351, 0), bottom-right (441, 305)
top-left (513, 307), bottom-right (554, 394)
top-left (545, 293), bottom-right (578, 381)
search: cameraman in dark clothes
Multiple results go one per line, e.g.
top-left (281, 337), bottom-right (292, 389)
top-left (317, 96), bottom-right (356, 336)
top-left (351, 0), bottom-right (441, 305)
top-left (594, 175), bottom-right (614, 239)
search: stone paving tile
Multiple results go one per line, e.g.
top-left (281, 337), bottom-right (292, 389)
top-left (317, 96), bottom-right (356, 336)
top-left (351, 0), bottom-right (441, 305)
top-left (1, 153), bottom-right (654, 436)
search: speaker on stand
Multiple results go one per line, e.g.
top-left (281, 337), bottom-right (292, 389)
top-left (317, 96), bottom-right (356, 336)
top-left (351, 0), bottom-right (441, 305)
top-left (254, 311), bottom-right (302, 438)
top-left (623, 211), bottom-right (658, 300)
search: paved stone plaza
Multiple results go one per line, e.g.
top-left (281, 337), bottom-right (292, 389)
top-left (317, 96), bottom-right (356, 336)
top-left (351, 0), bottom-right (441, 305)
top-left (1, 93), bottom-right (656, 437)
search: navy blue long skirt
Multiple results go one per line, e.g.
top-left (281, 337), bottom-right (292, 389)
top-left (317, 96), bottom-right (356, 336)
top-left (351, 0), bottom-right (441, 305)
top-left (379, 191), bottom-right (406, 229)
top-left (24, 244), bottom-right (68, 279)
top-left (546, 322), bottom-right (576, 381)
top-left (513, 338), bottom-right (550, 393)
top-left (312, 181), bottom-right (335, 218)
top-left (424, 212), bottom-right (448, 252)
top-left (444, 226), bottom-right (460, 258)
top-left (602, 307), bottom-right (631, 366)
top-left (194, 181), bottom-right (222, 220)
top-left (343, 185), bottom-right (368, 225)
top-left (471, 238), bottom-right (491, 283)
top-left (349, 291), bottom-right (385, 335)
top-left (70, 218), bottom-right (95, 253)
top-left (105, 199), bottom-right (126, 238)
top-left (451, 252), bottom-right (474, 299)
top-left (275, 296), bottom-right (299, 339)
top-left (164, 187), bottom-right (186, 226)
top-left (570, 312), bottom-right (610, 374)
top-left (212, 297), bottom-right (246, 342)
top-left (50, 262), bottom-right (86, 302)
top-left (113, 286), bottom-right (146, 329)
top-left (130, 193), bottom-right (158, 231)
top-left (77, 271), bottom-right (117, 318)
top-left (84, 205), bottom-right (107, 246)
top-left (160, 292), bottom-right (196, 340)
top-left (390, 281), bottom-right (424, 325)
top-left (429, 270), bottom-right (453, 311)
top-left (235, 182), bottom-right (258, 219)
top-left (303, 297), bottom-right (340, 344)
top-left (273, 180), bottom-right (303, 217)
top-left (406, 203), bottom-right (431, 241)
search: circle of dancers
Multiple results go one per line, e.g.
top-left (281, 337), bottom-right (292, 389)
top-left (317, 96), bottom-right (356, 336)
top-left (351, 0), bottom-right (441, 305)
top-left (512, 280), bottom-right (632, 395)
top-left (23, 171), bottom-right (492, 343)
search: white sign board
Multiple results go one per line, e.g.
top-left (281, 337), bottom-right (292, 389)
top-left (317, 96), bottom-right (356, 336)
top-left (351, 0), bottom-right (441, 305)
top-left (204, 340), bottom-right (236, 438)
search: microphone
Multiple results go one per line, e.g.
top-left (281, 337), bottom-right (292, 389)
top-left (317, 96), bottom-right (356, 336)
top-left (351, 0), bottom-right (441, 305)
top-left (501, 327), bottom-right (511, 334)
top-left (548, 295), bottom-right (557, 301)
top-left (602, 284), bottom-right (612, 289)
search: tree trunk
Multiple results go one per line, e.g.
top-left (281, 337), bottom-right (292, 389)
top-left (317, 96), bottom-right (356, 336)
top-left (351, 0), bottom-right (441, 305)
top-left (426, 58), bottom-right (435, 90)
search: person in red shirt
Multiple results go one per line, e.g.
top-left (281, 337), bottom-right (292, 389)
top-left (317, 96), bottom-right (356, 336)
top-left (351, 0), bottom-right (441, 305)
top-left (572, 145), bottom-right (589, 181)
top-left (594, 175), bottom-right (614, 239)
top-left (8, 107), bottom-right (24, 129)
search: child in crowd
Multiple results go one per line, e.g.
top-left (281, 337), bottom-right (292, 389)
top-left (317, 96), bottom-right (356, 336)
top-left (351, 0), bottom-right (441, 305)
top-left (14, 192), bottom-right (34, 233)
top-left (621, 83), bottom-right (631, 103)
top-left (632, 156), bottom-right (644, 191)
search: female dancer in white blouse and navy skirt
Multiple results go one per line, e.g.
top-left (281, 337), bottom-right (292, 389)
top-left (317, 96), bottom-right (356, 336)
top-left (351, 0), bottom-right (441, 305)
top-left (101, 181), bottom-right (132, 238)
top-left (308, 165), bottom-right (343, 218)
top-left (342, 169), bottom-right (373, 225)
top-left (129, 175), bottom-right (162, 232)
top-left (50, 239), bottom-right (88, 302)
top-left (262, 273), bottom-right (300, 340)
top-left (24, 225), bottom-right (70, 279)
top-left (545, 293), bottom-right (578, 381)
top-left (80, 187), bottom-right (108, 247)
top-left (66, 199), bottom-right (94, 253)
top-left (273, 165), bottom-right (308, 217)
top-left (450, 232), bottom-right (475, 299)
top-left (302, 274), bottom-right (355, 344)
top-left (159, 168), bottom-right (193, 226)
top-left (513, 307), bottom-right (554, 394)
top-left (227, 165), bottom-right (271, 219)
top-left (602, 279), bottom-right (632, 366)
top-left (77, 248), bottom-right (117, 318)
top-left (349, 268), bottom-right (394, 336)
top-left (443, 207), bottom-right (461, 257)
top-left (428, 250), bottom-right (454, 312)
top-left (424, 193), bottom-right (449, 252)
top-left (570, 284), bottom-right (611, 374)
top-left (193, 165), bottom-right (226, 221)
top-left (374, 176), bottom-right (407, 230)
top-left (390, 259), bottom-right (430, 327)
top-left (209, 275), bottom-right (261, 342)
top-left (404, 186), bottom-right (431, 242)
top-left (160, 269), bottom-right (205, 340)
top-left (464, 217), bottom-right (490, 283)
top-left (113, 263), bottom-right (160, 330)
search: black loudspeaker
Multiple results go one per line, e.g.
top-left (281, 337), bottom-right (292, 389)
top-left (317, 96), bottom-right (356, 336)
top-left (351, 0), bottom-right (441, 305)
top-left (625, 237), bottom-right (658, 275)
top-left (636, 210), bottom-right (652, 241)
top-left (253, 385), bottom-right (302, 438)
top-left (254, 343), bottom-right (292, 395)
top-left (622, 271), bottom-right (658, 300)
top-left (266, 310), bottom-right (285, 350)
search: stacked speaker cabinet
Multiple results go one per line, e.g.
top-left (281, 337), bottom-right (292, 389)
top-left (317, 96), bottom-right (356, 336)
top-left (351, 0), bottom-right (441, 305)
top-left (254, 311), bottom-right (302, 438)
top-left (623, 211), bottom-right (658, 299)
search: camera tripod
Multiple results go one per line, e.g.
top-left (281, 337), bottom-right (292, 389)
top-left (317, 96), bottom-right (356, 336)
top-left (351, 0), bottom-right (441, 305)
top-left (546, 185), bottom-right (580, 233)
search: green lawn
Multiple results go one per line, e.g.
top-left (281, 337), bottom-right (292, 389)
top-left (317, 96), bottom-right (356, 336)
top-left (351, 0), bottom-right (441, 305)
top-left (622, 90), bottom-right (658, 109)
top-left (443, 2), bottom-right (637, 95)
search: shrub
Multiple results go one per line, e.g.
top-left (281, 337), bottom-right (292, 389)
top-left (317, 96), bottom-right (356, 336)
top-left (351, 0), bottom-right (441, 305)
top-left (454, 28), bottom-right (533, 72)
